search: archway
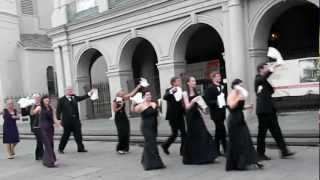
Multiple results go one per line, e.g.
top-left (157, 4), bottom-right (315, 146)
top-left (77, 48), bottom-right (111, 119)
top-left (174, 23), bottom-right (225, 92)
top-left (252, 1), bottom-right (319, 111)
top-left (119, 37), bottom-right (161, 100)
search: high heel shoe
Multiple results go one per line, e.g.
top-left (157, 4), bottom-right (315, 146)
top-left (256, 162), bottom-right (264, 169)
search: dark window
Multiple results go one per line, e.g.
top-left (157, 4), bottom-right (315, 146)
top-left (47, 66), bottom-right (57, 96)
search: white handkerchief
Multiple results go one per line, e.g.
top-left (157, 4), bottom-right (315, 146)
top-left (257, 85), bottom-right (263, 94)
top-left (90, 89), bottom-right (99, 101)
top-left (116, 97), bottom-right (123, 102)
top-left (267, 47), bottom-right (284, 65)
top-left (139, 78), bottom-right (150, 87)
top-left (235, 85), bottom-right (249, 99)
top-left (130, 92), bottom-right (143, 104)
top-left (217, 93), bottom-right (226, 108)
top-left (17, 97), bottom-right (35, 108)
top-left (174, 87), bottom-right (183, 102)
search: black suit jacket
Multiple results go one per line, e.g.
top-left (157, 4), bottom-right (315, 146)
top-left (203, 83), bottom-right (226, 119)
top-left (163, 87), bottom-right (184, 121)
top-left (255, 71), bottom-right (275, 114)
top-left (56, 94), bottom-right (89, 126)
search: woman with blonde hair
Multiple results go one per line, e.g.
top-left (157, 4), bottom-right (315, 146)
top-left (112, 84), bottom-right (141, 154)
top-left (2, 99), bottom-right (20, 159)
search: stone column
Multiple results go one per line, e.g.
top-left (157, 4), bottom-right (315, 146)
top-left (51, 0), bottom-right (68, 27)
top-left (53, 47), bottom-right (66, 97)
top-left (157, 60), bottom-right (186, 119)
top-left (227, 0), bottom-right (247, 82)
top-left (61, 44), bottom-right (74, 87)
top-left (76, 76), bottom-right (90, 120)
top-left (106, 69), bottom-right (133, 119)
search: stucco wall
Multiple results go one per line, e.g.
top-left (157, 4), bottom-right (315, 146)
top-left (20, 49), bottom-right (55, 95)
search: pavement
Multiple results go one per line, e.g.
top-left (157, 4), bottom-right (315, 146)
top-left (1, 110), bottom-right (319, 136)
top-left (0, 140), bottom-right (318, 180)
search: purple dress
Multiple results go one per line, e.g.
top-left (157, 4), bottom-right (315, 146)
top-left (39, 107), bottom-right (56, 167)
top-left (2, 109), bottom-right (20, 144)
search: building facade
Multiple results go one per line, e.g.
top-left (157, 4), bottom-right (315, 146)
top-left (0, 0), bottom-right (56, 110)
top-left (49, 0), bottom-right (319, 119)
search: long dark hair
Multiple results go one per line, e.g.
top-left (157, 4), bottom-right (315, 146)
top-left (231, 79), bottom-right (243, 89)
top-left (186, 76), bottom-right (198, 96)
top-left (40, 95), bottom-right (52, 111)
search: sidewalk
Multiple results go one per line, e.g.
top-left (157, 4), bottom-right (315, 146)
top-left (0, 140), bottom-right (318, 180)
top-left (1, 110), bottom-right (318, 136)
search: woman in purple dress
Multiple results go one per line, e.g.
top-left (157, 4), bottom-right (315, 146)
top-left (33, 95), bottom-right (61, 167)
top-left (2, 99), bottom-right (20, 159)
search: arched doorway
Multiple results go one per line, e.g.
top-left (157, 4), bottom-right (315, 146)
top-left (77, 48), bottom-right (111, 119)
top-left (119, 37), bottom-right (161, 100)
top-left (252, 1), bottom-right (319, 111)
top-left (174, 23), bottom-right (225, 92)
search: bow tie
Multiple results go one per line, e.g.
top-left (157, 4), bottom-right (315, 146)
top-left (67, 96), bottom-right (73, 101)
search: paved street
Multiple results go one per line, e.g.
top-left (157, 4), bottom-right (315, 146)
top-left (0, 140), bottom-right (318, 180)
top-left (2, 111), bottom-right (319, 136)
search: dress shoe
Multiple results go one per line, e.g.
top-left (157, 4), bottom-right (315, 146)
top-left (281, 152), bottom-right (295, 159)
top-left (78, 149), bottom-right (88, 153)
top-left (257, 154), bottom-right (271, 161)
top-left (58, 149), bottom-right (64, 154)
top-left (161, 144), bottom-right (170, 155)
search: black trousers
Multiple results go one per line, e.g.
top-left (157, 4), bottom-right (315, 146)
top-left (58, 122), bottom-right (85, 151)
top-left (32, 128), bottom-right (44, 160)
top-left (162, 115), bottom-right (186, 154)
top-left (257, 112), bottom-right (288, 155)
top-left (211, 108), bottom-right (227, 154)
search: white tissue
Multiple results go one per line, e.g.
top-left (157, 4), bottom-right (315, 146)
top-left (130, 92), bottom-right (144, 104)
top-left (267, 47), bottom-right (285, 65)
top-left (90, 89), bottom-right (99, 101)
top-left (17, 97), bottom-right (35, 108)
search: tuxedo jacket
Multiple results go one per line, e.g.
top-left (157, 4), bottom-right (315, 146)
top-left (203, 83), bottom-right (226, 119)
top-left (255, 71), bottom-right (275, 114)
top-left (56, 94), bottom-right (89, 125)
top-left (163, 87), bottom-right (184, 121)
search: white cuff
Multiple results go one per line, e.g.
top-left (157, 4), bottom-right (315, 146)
top-left (269, 67), bottom-right (274, 72)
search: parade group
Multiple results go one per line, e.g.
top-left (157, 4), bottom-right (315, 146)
top-left (1, 61), bottom-right (295, 171)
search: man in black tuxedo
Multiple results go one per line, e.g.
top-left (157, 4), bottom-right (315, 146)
top-left (29, 94), bottom-right (44, 160)
top-left (56, 86), bottom-right (93, 153)
top-left (203, 72), bottom-right (227, 156)
top-left (161, 77), bottom-right (186, 155)
top-left (255, 62), bottom-right (294, 160)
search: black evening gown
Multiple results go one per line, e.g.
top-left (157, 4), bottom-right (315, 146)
top-left (226, 100), bottom-right (258, 171)
top-left (183, 95), bottom-right (218, 165)
top-left (140, 106), bottom-right (165, 170)
top-left (39, 108), bottom-right (57, 168)
top-left (114, 100), bottom-right (130, 152)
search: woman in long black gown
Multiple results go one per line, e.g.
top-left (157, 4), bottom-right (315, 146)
top-left (112, 85), bottom-right (141, 154)
top-left (131, 90), bottom-right (165, 171)
top-left (34, 95), bottom-right (61, 168)
top-left (182, 76), bottom-right (218, 165)
top-left (226, 79), bottom-right (263, 171)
